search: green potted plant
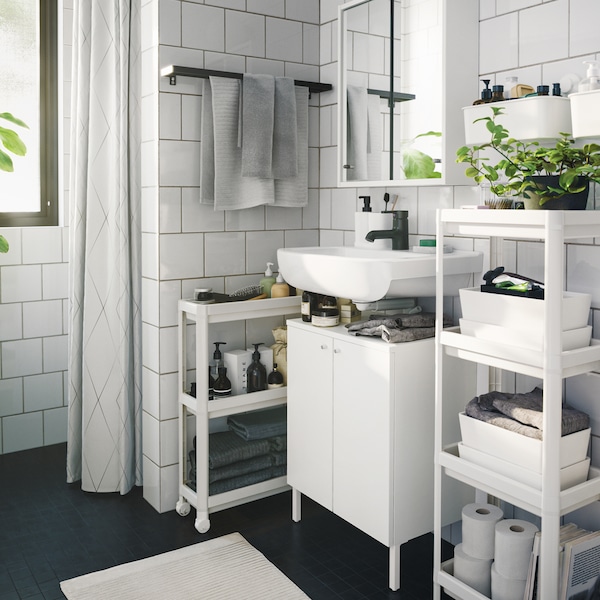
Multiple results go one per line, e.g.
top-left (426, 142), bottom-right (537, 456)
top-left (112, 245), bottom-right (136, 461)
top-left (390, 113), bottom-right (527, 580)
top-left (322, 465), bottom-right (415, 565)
top-left (456, 106), bottom-right (600, 209)
top-left (0, 111), bottom-right (28, 252)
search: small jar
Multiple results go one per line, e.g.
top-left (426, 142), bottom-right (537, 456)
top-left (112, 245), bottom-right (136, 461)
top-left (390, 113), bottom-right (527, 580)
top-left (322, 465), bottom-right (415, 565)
top-left (311, 307), bottom-right (340, 327)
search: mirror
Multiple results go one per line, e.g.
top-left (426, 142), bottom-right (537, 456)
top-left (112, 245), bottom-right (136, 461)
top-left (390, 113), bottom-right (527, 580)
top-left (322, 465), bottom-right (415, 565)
top-left (337, 0), bottom-right (479, 187)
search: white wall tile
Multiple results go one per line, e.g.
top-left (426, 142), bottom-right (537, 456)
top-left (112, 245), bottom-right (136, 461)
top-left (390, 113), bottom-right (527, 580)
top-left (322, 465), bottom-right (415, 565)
top-left (181, 4), bottom-right (224, 52)
top-left (266, 206), bottom-right (303, 230)
top-left (225, 206), bottom-right (265, 231)
top-left (204, 52), bottom-right (246, 73)
top-left (286, 0), bottom-right (319, 23)
top-left (416, 187), bottom-right (453, 235)
top-left (23, 301), bottom-right (63, 339)
top-left (159, 325), bottom-right (178, 374)
top-left (0, 304), bottom-right (22, 341)
top-left (248, 0), bottom-right (285, 18)
top-left (42, 263), bottom-right (68, 300)
top-left (266, 18), bottom-right (303, 62)
top-left (0, 229), bottom-right (22, 265)
top-left (159, 93), bottom-right (181, 140)
top-left (160, 417), bottom-right (178, 465)
top-left (143, 367), bottom-right (160, 419)
top-left (209, 0), bottom-right (245, 9)
top-left (568, 244), bottom-right (600, 309)
top-left (2, 412), bottom-right (43, 453)
top-left (1, 266), bottom-right (42, 304)
top-left (570, 0), bottom-right (600, 57)
top-left (0, 378), bottom-right (23, 417)
top-left (2, 339), bottom-right (43, 379)
top-left (226, 11), bottom-right (265, 57)
top-left (320, 229), bottom-right (344, 246)
top-left (160, 372), bottom-right (179, 420)
top-left (142, 276), bottom-right (160, 327)
top-left (159, 0), bottom-right (181, 46)
top-left (246, 57), bottom-right (285, 77)
top-left (143, 411), bottom-right (160, 465)
top-left (43, 406), bottom-right (68, 445)
top-left (22, 228), bottom-right (63, 264)
top-left (204, 232), bottom-right (246, 276)
top-left (159, 140), bottom-right (201, 187)
top-left (159, 187), bottom-right (182, 233)
top-left (181, 94), bottom-right (202, 141)
top-left (24, 373), bottom-right (63, 412)
top-left (479, 13), bottom-right (518, 74)
top-left (246, 230), bottom-right (284, 273)
top-left (142, 455), bottom-right (161, 511)
top-left (519, 1), bottom-right (568, 66)
top-left (159, 280), bottom-right (181, 327)
top-left (159, 233), bottom-right (204, 279)
top-left (302, 189), bottom-right (319, 229)
top-left (182, 188), bottom-right (225, 232)
top-left (142, 186), bottom-right (159, 234)
top-left (160, 463), bottom-right (179, 512)
top-left (330, 188), bottom-right (356, 231)
top-left (319, 146), bottom-right (337, 188)
top-left (42, 334), bottom-right (68, 374)
top-left (159, 46), bottom-right (205, 94)
top-left (284, 229), bottom-right (319, 248)
top-left (566, 373), bottom-right (600, 440)
top-left (142, 323), bottom-right (160, 373)
top-left (319, 188), bottom-right (332, 228)
top-left (321, 0), bottom-right (344, 24)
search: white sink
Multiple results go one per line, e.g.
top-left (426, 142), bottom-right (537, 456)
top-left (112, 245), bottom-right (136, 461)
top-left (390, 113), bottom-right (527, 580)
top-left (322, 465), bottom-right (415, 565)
top-left (277, 246), bottom-right (483, 304)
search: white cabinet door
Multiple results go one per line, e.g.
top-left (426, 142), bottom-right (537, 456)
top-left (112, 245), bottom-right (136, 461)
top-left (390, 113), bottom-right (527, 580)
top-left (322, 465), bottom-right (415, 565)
top-left (332, 339), bottom-right (392, 545)
top-left (287, 326), bottom-right (334, 511)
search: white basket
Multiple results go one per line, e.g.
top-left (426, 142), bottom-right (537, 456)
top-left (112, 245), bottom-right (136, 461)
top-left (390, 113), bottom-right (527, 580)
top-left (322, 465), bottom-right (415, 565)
top-left (569, 89), bottom-right (600, 138)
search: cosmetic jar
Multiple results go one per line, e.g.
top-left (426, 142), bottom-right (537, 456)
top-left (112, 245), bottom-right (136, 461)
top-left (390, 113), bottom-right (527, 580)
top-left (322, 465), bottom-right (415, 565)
top-left (311, 307), bottom-right (340, 327)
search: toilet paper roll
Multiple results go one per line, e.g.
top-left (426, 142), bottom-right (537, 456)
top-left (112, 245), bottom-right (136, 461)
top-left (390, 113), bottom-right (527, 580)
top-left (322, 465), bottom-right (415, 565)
top-left (493, 519), bottom-right (539, 580)
top-left (454, 543), bottom-right (492, 597)
top-left (462, 502), bottom-right (505, 559)
top-left (491, 561), bottom-right (527, 600)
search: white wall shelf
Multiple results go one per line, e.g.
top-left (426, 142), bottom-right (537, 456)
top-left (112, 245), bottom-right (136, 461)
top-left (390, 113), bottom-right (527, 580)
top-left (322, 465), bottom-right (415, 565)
top-left (176, 295), bottom-right (301, 533)
top-left (433, 209), bottom-right (600, 600)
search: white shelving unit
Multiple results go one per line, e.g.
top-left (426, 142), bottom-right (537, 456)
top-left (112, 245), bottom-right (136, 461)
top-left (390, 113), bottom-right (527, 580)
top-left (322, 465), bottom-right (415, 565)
top-left (176, 295), bottom-right (301, 533)
top-left (433, 209), bottom-right (600, 600)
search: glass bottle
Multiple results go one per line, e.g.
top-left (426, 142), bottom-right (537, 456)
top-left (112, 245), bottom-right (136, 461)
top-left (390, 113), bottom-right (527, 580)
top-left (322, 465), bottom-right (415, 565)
top-left (213, 366), bottom-right (232, 398)
top-left (491, 84), bottom-right (505, 102)
top-left (267, 363), bottom-right (284, 389)
top-left (208, 366), bottom-right (215, 400)
top-left (301, 290), bottom-right (312, 322)
top-left (247, 343), bottom-right (267, 393)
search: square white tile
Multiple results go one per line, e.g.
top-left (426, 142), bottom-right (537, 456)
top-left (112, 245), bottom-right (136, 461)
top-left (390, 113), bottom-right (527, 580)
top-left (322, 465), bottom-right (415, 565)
top-left (159, 140), bottom-right (201, 187)
top-left (286, 0), bottom-right (319, 24)
top-left (23, 300), bottom-right (63, 339)
top-left (143, 367), bottom-right (160, 419)
top-left (181, 4), bottom-right (224, 52)
top-left (247, 0), bottom-right (285, 18)
top-left (160, 372), bottom-right (179, 420)
top-left (159, 0), bottom-right (181, 46)
top-left (519, 1), bottom-right (568, 66)
top-left (479, 13), bottom-right (518, 74)
top-left (2, 412), bottom-right (43, 453)
top-left (570, 0), bottom-right (600, 57)
top-left (42, 263), bottom-right (68, 300)
top-left (159, 187), bottom-right (182, 234)
top-left (182, 188), bottom-right (225, 233)
top-left (159, 279), bottom-right (181, 328)
top-left (159, 92), bottom-right (181, 140)
top-left (181, 94), bottom-right (202, 141)
top-left (205, 231), bottom-right (246, 276)
top-left (42, 335), bottom-right (68, 373)
top-left (266, 206), bottom-right (302, 230)
top-left (226, 11), bottom-right (265, 57)
top-left (43, 406), bottom-right (68, 446)
top-left (24, 373), bottom-right (63, 412)
top-left (22, 228), bottom-right (63, 264)
top-left (160, 417), bottom-right (179, 465)
top-left (159, 232), bottom-right (204, 280)
top-left (0, 304), bottom-right (22, 342)
top-left (142, 411), bottom-right (161, 465)
top-left (266, 18), bottom-right (303, 62)
top-left (2, 339), bottom-right (43, 379)
top-left (246, 230), bottom-right (284, 273)
top-left (159, 325), bottom-right (178, 375)
top-left (0, 378), bottom-right (23, 418)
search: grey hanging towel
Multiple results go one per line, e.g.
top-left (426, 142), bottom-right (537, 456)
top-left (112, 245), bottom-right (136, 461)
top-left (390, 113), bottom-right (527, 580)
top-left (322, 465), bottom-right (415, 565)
top-left (272, 76), bottom-right (298, 179)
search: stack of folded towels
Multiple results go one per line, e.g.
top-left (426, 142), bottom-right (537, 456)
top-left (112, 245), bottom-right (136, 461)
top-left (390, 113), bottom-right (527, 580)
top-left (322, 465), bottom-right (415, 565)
top-left (189, 406), bottom-right (287, 495)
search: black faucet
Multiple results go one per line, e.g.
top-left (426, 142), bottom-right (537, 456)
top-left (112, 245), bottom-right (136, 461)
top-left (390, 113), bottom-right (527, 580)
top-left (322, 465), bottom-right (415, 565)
top-left (365, 210), bottom-right (409, 250)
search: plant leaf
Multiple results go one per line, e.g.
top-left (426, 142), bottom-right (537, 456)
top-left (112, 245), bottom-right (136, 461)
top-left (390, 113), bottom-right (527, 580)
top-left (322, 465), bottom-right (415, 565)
top-left (403, 149), bottom-right (441, 179)
top-left (0, 112), bottom-right (28, 129)
top-left (0, 147), bottom-right (14, 172)
top-left (0, 235), bottom-right (8, 253)
top-left (0, 127), bottom-right (27, 156)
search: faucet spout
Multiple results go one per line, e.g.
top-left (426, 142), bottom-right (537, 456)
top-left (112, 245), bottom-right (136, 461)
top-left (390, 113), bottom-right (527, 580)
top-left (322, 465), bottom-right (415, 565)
top-left (365, 210), bottom-right (408, 250)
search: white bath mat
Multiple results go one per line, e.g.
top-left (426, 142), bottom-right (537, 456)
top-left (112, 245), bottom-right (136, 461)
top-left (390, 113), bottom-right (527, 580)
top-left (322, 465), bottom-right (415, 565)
top-left (60, 532), bottom-right (309, 600)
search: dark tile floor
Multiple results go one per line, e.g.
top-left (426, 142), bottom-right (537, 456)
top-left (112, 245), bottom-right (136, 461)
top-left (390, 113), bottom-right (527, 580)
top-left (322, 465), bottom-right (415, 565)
top-left (0, 443), bottom-right (453, 599)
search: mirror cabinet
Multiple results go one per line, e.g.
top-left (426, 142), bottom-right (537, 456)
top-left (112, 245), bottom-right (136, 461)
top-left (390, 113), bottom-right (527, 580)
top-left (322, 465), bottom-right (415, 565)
top-left (337, 0), bottom-right (479, 187)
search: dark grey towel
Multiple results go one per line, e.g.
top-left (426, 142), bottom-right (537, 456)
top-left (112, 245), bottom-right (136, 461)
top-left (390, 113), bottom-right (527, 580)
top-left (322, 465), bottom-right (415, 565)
top-left (382, 325), bottom-right (436, 343)
top-left (209, 454), bottom-right (274, 484)
top-left (208, 431), bottom-right (270, 469)
top-left (227, 406), bottom-right (287, 441)
top-left (209, 465), bottom-right (286, 496)
top-left (269, 435), bottom-right (287, 452)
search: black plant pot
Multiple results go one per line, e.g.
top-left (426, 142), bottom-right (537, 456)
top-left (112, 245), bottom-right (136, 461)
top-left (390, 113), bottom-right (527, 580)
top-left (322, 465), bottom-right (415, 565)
top-left (523, 175), bottom-right (589, 210)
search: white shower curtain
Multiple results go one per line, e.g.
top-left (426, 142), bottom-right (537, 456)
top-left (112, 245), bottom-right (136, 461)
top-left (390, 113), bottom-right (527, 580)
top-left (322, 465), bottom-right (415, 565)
top-left (67, 0), bottom-right (142, 494)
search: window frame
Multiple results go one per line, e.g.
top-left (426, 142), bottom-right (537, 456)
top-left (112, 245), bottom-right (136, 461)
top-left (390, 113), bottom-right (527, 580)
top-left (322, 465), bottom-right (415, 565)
top-left (0, 0), bottom-right (59, 228)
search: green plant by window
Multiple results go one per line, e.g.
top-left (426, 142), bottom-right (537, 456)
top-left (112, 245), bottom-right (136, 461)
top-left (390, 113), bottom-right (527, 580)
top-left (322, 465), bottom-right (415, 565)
top-left (456, 106), bottom-right (600, 205)
top-left (402, 131), bottom-right (442, 179)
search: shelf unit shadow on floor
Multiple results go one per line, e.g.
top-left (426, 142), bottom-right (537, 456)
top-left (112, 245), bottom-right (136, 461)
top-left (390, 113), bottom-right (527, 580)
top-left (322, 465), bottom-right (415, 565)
top-left (433, 210), bottom-right (600, 600)
top-left (176, 295), bottom-right (301, 534)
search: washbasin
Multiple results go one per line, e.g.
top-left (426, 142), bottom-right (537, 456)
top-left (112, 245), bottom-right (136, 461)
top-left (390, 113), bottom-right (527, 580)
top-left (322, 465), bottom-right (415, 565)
top-left (277, 246), bottom-right (483, 305)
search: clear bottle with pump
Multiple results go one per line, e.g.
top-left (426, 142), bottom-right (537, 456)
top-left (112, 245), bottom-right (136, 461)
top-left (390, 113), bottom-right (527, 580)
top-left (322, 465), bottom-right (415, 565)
top-left (210, 342), bottom-right (226, 380)
top-left (213, 366), bottom-right (232, 398)
top-left (246, 343), bottom-right (267, 393)
top-left (578, 61), bottom-right (600, 92)
top-left (473, 79), bottom-right (493, 105)
top-left (260, 262), bottom-right (276, 297)
top-left (271, 273), bottom-right (289, 298)
top-left (267, 363), bottom-right (284, 389)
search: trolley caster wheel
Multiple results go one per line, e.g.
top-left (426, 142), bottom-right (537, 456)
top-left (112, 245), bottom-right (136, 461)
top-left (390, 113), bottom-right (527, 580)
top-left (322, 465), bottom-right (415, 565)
top-left (195, 517), bottom-right (210, 533)
top-left (176, 499), bottom-right (191, 517)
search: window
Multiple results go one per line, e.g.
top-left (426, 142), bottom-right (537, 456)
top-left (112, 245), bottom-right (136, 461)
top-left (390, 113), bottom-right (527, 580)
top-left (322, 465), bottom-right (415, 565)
top-left (0, 0), bottom-right (58, 227)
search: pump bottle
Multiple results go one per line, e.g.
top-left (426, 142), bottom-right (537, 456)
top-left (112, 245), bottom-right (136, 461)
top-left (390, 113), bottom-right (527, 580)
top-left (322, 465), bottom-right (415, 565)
top-left (210, 342), bottom-right (226, 379)
top-left (578, 61), bottom-right (600, 92)
top-left (271, 273), bottom-right (290, 298)
top-left (246, 343), bottom-right (267, 392)
top-left (260, 263), bottom-right (276, 297)
top-left (473, 79), bottom-right (493, 105)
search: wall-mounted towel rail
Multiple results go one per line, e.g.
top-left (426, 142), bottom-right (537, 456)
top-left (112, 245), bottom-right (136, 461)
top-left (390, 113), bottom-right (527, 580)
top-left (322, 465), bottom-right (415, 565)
top-left (161, 65), bottom-right (333, 95)
top-left (367, 88), bottom-right (415, 103)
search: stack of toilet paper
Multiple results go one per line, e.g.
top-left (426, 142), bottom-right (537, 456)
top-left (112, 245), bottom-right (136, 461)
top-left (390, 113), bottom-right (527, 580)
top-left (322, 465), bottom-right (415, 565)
top-left (453, 503), bottom-right (539, 599)
top-left (454, 503), bottom-right (503, 596)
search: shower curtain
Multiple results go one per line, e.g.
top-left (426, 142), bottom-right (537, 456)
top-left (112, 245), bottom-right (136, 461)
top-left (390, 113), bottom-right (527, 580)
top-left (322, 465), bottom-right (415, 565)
top-left (67, 0), bottom-right (142, 494)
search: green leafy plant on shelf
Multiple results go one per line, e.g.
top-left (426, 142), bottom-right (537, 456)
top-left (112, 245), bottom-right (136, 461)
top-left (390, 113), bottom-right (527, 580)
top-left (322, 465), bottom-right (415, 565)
top-left (456, 105), bottom-right (600, 206)
top-left (402, 130), bottom-right (442, 180)
top-left (0, 112), bottom-right (29, 253)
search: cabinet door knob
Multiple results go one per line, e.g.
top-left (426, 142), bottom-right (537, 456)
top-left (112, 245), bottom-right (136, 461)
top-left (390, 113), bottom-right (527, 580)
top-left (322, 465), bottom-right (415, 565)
top-left (333, 348), bottom-right (341, 353)
top-left (320, 344), bottom-right (327, 350)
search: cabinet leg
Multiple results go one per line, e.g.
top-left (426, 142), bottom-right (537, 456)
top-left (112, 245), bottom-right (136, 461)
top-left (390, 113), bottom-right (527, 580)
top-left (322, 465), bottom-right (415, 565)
top-left (389, 545), bottom-right (400, 591)
top-left (291, 488), bottom-right (301, 522)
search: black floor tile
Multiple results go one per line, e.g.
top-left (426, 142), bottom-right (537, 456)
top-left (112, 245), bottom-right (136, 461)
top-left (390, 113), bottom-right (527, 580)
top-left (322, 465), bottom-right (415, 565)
top-left (0, 443), bottom-right (454, 599)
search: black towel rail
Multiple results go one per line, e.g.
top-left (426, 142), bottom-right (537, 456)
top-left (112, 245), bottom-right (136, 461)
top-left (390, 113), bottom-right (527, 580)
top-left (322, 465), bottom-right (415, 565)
top-left (161, 65), bottom-right (333, 95)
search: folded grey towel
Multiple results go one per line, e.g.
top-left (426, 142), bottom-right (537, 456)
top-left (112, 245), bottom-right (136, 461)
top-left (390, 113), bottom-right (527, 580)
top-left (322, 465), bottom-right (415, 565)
top-left (269, 435), bottom-right (287, 452)
top-left (208, 431), bottom-right (270, 469)
top-left (209, 453), bottom-right (274, 484)
top-left (227, 406), bottom-right (287, 441)
top-left (209, 465), bottom-right (286, 496)
top-left (272, 77), bottom-right (298, 179)
top-left (242, 74), bottom-right (275, 178)
top-left (382, 325), bottom-right (436, 343)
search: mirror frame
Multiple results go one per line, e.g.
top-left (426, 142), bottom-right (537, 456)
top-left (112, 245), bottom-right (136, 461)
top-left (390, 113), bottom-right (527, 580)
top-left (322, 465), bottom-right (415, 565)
top-left (337, 0), bottom-right (479, 188)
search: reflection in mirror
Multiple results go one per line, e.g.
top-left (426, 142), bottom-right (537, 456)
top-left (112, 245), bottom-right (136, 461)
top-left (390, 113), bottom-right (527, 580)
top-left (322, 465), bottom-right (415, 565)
top-left (338, 0), bottom-right (478, 187)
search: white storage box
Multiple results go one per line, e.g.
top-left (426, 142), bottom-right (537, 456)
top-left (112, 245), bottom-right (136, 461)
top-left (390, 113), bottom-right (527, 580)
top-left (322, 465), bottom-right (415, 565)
top-left (459, 318), bottom-right (592, 351)
top-left (457, 442), bottom-right (590, 490)
top-left (459, 412), bottom-right (591, 472)
top-left (463, 96), bottom-right (572, 145)
top-left (459, 288), bottom-right (591, 335)
top-left (570, 89), bottom-right (600, 138)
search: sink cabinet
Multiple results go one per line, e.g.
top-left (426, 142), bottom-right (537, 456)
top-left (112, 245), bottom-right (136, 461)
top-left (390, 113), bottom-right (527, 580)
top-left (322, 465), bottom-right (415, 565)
top-left (287, 318), bottom-right (474, 591)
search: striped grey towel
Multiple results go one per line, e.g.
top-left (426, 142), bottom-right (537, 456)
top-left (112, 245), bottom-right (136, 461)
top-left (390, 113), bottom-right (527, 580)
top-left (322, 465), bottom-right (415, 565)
top-left (227, 406), bottom-right (287, 441)
top-left (208, 431), bottom-right (270, 469)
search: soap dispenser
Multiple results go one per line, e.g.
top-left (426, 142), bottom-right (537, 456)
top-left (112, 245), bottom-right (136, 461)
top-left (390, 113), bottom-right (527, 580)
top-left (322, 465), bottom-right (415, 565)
top-left (578, 61), bottom-right (600, 92)
top-left (260, 262), bottom-right (276, 297)
top-left (271, 273), bottom-right (290, 298)
top-left (246, 343), bottom-right (267, 393)
top-left (355, 195), bottom-right (393, 250)
top-left (473, 79), bottom-right (493, 105)
top-left (210, 342), bottom-right (226, 379)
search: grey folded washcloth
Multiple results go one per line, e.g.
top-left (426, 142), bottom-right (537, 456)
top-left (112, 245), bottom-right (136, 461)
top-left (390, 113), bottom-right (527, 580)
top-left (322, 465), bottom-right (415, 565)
top-left (208, 431), bottom-right (270, 469)
top-left (269, 435), bottom-right (287, 452)
top-left (209, 454), bottom-right (274, 484)
top-left (209, 465), bottom-right (286, 496)
top-left (382, 325), bottom-right (436, 343)
top-left (272, 77), bottom-right (298, 179)
top-left (241, 74), bottom-right (275, 178)
top-left (227, 406), bottom-right (287, 441)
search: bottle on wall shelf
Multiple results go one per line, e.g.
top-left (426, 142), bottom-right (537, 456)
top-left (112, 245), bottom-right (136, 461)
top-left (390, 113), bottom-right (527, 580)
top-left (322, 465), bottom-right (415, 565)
top-left (578, 61), bottom-right (600, 92)
top-left (260, 262), bottom-right (276, 298)
top-left (473, 79), bottom-right (493, 105)
top-left (552, 82), bottom-right (562, 96)
top-left (271, 273), bottom-right (290, 298)
top-left (247, 343), bottom-right (267, 393)
top-left (213, 366), bottom-right (232, 398)
top-left (301, 291), bottom-right (320, 322)
top-left (267, 363), bottom-right (284, 389)
top-left (491, 84), bottom-right (505, 102)
top-left (210, 342), bottom-right (226, 379)
top-left (504, 76), bottom-right (518, 99)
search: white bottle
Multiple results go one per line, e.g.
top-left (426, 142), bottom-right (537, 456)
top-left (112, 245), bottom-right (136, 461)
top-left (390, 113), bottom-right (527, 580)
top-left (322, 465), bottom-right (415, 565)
top-left (578, 61), bottom-right (600, 93)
